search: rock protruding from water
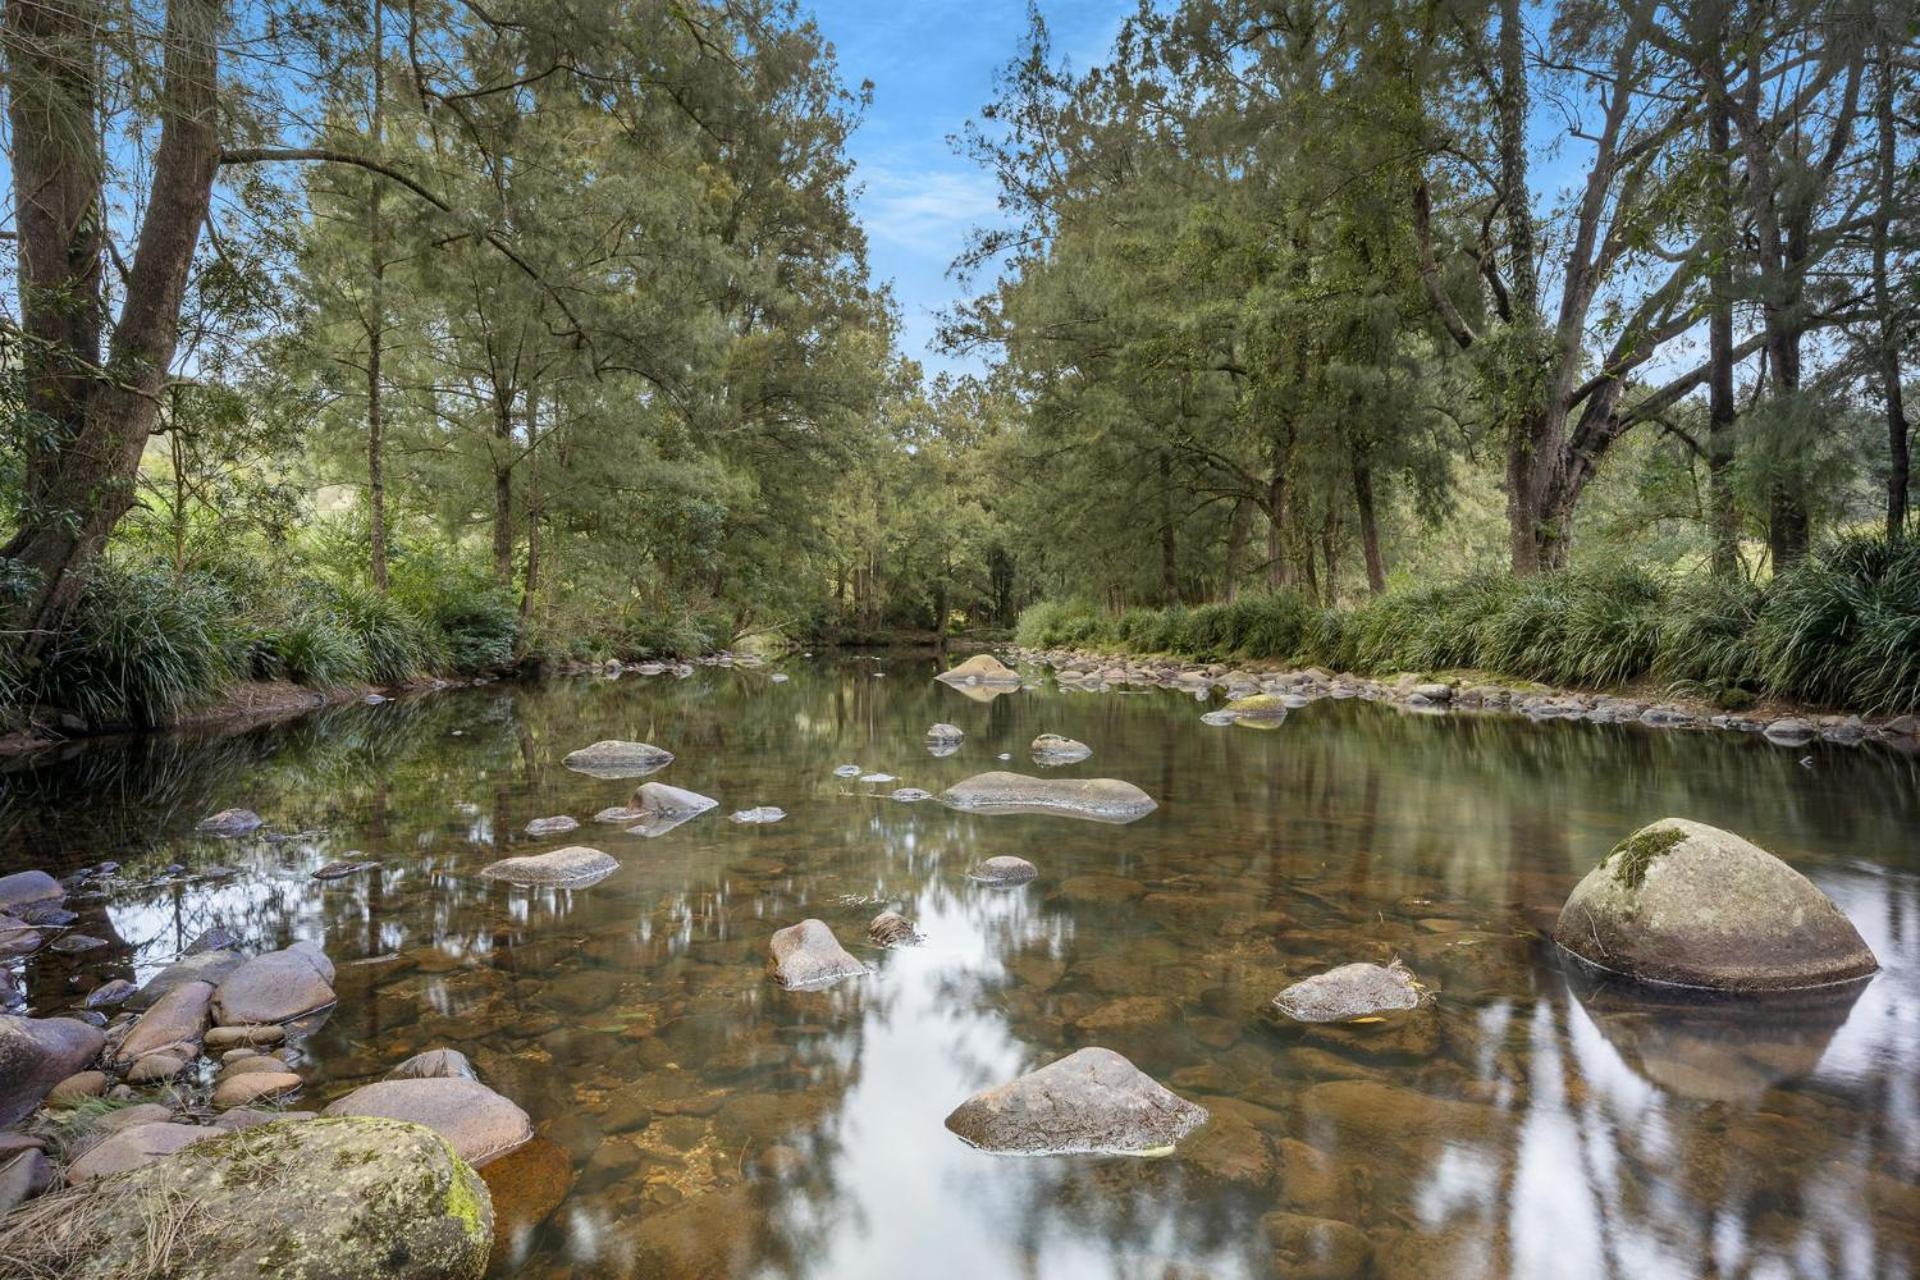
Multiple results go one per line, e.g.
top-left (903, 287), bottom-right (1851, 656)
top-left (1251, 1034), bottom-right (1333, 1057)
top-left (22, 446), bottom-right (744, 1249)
top-left (729, 806), bottom-right (786, 824)
top-left (0, 1117), bottom-right (494, 1280)
top-left (927, 723), bottom-right (965, 743)
top-left (0, 1017), bottom-right (106, 1126)
top-left (934, 654), bottom-right (1021, 687)
top-left (0, 871), bottom-right (62, 912)
top-left (967, 856), bottom-right (1038, 885)
top-left (1553, 818), bottom-right (1879, 991)
top-left (1225, 694), bottom-right (1289, 728)
top-left (126, 949), bottom-right (243, 1011)
top-left (1030, 734), bottom-right (1092, 764)
top-left (524, 815), bottom-right (580, 837)
top-left (212, 943), bottom-right (337, 1025)
top-left (631, 782), bottom-right (719, 817)
top-left (766, 919), bottom-right (867, 990)
top-left (481, 846), bottom-right (619, 889)
top-left (941, 772), bottom-right (1157, 823)
top-left (324, 1078), bottom-right (533, 1167)
top-left (196, 808), bottom-right (264, 836)
top-left (563, 740), bottom-right (675, 778)
top-left (109, 980), bottom-right (214, 1067)
top-left (944, 1047), bottom-right (1209, 1155)
top-left (1271, 961), bottom-right (1425, 1022)
top-left (387, 1048), bottom-right (479, 1082)
top-left (868, 911), bottom-right (920, 946)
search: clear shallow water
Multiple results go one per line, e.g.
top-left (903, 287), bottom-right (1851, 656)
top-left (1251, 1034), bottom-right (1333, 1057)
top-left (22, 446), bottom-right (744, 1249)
top-left (4, 657), bottom-right (1919, 1279)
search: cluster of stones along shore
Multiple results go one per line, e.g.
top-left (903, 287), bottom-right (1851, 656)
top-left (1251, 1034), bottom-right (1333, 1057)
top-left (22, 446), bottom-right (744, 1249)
top-left (0, 649), bottom-right (1888, 1274)
top-left (1012, 646), bottom-right (1920, 747)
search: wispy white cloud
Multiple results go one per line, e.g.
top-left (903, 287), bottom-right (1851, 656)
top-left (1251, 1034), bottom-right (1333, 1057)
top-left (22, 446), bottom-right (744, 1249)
top-left (858, 167), bottom-right (1001, 260)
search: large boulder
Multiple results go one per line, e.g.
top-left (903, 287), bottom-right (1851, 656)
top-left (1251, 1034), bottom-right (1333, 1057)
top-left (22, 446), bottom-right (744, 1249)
top-left (934, 654), bottom-right (1021, 686)
top-left (766, 919), bottom-right (866, 990)
top-left (212, 943), bottom-right (337, 1025)
top-left (561, 739), bottom-right (675, 779)
top-left (940, 772), bottom-right (1157, 823)
top-left (0, 871), bottom-right (62, 912)
top-left (0, 1017), bottom-right (105, 1126)
top-left (323, 1078), bottom-right (532, 1168)
top-left (109, 980), bottom-right (214, 1067)
top-left (0, 1117), bottom-right (492, 1279)
top-left (480, 846), bottom-right (618, 889)
top-left (1552, 818), bottom-right (1878, 991)
top-left (66, 1122), bottom-right (217, 1182)
top-left (944, 1047), bottom-right (1209, 1155)
top-left (127, 949), bottom-right (244, 1011)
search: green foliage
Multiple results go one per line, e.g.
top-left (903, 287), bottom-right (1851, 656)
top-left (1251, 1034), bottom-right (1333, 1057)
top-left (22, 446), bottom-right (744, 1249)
top-left (24, 563), bottom-right (235, 728)
top-left (1016, 536), bottom-right (1920, 712)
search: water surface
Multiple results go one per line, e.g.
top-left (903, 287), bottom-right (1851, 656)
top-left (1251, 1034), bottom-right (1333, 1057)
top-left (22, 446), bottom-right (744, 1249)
top-left (5, 658), bottom-right (1917, 1279)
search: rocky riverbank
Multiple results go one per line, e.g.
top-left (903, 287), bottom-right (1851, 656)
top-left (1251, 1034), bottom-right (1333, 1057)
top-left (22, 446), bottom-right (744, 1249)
top-left (1009, 646), bottom-right (1920, 749)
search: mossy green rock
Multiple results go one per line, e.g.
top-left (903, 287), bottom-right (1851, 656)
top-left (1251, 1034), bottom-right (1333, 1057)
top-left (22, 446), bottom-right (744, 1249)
top-left (1553, 817), bottom-right (1878, 991)
top-left (0, 1116), bottom-right (493, 1279)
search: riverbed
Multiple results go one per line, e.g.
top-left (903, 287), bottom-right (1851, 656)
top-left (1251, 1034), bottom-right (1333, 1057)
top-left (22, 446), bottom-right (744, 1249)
top-left (5, 656), bottom-right (1916, 1278)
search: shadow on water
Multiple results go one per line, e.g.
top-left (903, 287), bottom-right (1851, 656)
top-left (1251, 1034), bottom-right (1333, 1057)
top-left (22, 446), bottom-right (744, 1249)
top-left (4, 657), bottom-right (1919, 1278)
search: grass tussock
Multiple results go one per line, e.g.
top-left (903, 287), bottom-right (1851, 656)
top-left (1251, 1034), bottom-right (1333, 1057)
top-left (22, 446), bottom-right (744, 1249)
top-left (1013, 533), bottom-right (1920, 714)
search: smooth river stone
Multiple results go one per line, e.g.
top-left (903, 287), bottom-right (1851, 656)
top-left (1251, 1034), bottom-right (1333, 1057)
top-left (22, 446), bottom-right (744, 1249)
top-left (126, 949), bottom-right (243, 1011)
top-left (110, 980), bottom-right (214, 1067)
top-left (562, 739), bottom-right (675, 779)
top-left (212, 1072), bottom-right (303, 1108)
top-left (1030, 733), bottom-right (1092, 764)
top-left (967, 856), bottom-right (1038, 886)
top-left (386, 1048), bottom-right (479, 1082)
top-left (1553, 818), bottom-right (1879, 991)
top-left (323, 1077), bottom-right (533, 1167)
top-left (927, 723), bottom-right (965, 742)
top-left (195, 808), bottom-right (264, 836)
top-left (0, 872), bottom-right (62, 912)
top-left (729, 807), bottom-right (786, 824)
top-left (212, 943), bottom-right (337, 1025)
top-left (940, 772), bottom-right (1157, 823)
top-left (766, 920), bottom-right (866, 990)
top-left (67, 1122), bottom-right (218, 1182)
top-left (480, 846), bottom-right (618, 889)
top-left (944, 1047), bottom-right (1210, 1155)
top-left (1271, 962), bottom-right (1426, 1022)
top-left (934, 654), bottom-right (1022, 686)
top-left (631, 782), bottom-right (719, 817)
top-left (524, 815), bottom-right (580, 837)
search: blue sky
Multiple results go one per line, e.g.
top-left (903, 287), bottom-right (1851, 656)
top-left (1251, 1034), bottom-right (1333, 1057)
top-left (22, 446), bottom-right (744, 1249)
top-left (808, 1), bottom-right (1130, 377)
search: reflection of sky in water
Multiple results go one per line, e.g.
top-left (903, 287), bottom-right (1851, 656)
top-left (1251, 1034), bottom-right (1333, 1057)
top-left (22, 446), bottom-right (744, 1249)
top-left (3, 661), bottom-right (1918, 1278)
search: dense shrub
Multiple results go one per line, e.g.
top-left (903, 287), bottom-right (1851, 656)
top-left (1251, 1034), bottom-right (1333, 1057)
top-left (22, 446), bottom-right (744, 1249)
top-left (1010, 535), bottom-right (1920, 712)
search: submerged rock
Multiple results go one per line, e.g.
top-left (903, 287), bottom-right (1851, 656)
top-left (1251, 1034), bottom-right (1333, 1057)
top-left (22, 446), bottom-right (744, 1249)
top-left (944, 1047), bottom-right (1209, 1155)
top-left (766, 919), bottom-right (867, 990)
top-left (1200, 710), bottom-right (1239, 727)
top-left (941, 772), bottom-right (1157, 823)
top-left (592, 806), bottom-right (647, 824)
top-left (212, 943), bottom-right (337, 1025)
top-left (967, 856), bottom-right (1038, 886)
top-left (0, 1017), bottom-right (106, 1125)
top-left (481, 846), bottom-right (619, 889)
top-left (729, 806), bottom-right (787, 824)
top-left (562, 739), bottom-right (675, 779)
top-left (324, 1078), bottom-right (533, 1167)
top-left (0, 1117), bottom-right (494, 1279)
top-left (1552, 817), bottom-right (1878, 991)
top-left (832, 764), bottom-right (863, 778)
top-left (311, 858), bottom-right (379, 881)
top-left (1030, 734), bottom-right (1092, 765)
top-left (868, 911), bottom-right (920, 947)
top-left (195, 808), bottom-right (263, 836)
top-left (890, 787), bottom-right (934, 802)
top-left (387, 1048), bottom-right (479, 1082)
top-left (1271, 961), bottom-right (1426, 1022)
top-left (524, 815), bottom-right (580, 837)
top-left (934, 654), bottom-right (1022, 686)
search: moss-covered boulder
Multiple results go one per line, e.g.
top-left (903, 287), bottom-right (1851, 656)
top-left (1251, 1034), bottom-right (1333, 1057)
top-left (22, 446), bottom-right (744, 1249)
top-left (0, 1117), bottom-right (492, 1279)
top-left (1553, 818), bottom-right (1879, 991)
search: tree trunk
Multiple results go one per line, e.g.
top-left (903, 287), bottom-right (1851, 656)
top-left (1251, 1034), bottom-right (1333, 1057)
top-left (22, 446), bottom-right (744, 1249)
top-left (365, 0), bottom-right (389, 591)
top-left (1223, 499), bottom-right (1250, 602)
top-left (0, 0), bottom-right (223, 660)
top-left (1351, 460), bottom-right (1385, 594)
top-left (1872, 47), bottom-right (1909, 539)
top-left (1496, 0), bottom-right (1539, 316)
top-left (1707, 66), bottom-right (1740, 577)
top-left (1265, 461), bottom-right (1293, 590)
top-left (492, 388), bottom-right (515, 587)
top-left (1320, 502), bottom-right (1340, 605)
top-left (1158, 450), bottom-right (1178, 605)
top-left (519, 384), bottom-right (540, 623)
